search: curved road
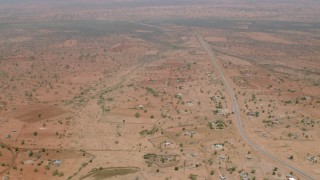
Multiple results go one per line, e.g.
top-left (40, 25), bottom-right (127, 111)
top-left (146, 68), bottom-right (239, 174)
top-left (197, 35), bottom-right (315, 180)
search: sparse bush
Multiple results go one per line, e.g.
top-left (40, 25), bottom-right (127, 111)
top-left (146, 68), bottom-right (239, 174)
top-left (135, 112), bottom-right (140, 118)
top-left (146, 87), bottom-right (158, 96)
top-left (189, 174), bottom-right (197, 180)
top-left (52, 169), bottom-right (59, 176)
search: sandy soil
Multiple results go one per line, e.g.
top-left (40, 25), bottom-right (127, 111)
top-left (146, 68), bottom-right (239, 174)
top-left (0, 0), bottom-right (319, 180)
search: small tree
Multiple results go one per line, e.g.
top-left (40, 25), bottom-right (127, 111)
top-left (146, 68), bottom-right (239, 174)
top-left (210, 170), bottom-right (214, 175)
top-left (289, 155), bottom-right (294, 160)
top-left (135, 112), bottom-right (140, 118)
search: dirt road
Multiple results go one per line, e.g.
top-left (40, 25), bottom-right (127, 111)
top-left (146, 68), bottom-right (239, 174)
top-left (197, 35), bottom-right (315, 180)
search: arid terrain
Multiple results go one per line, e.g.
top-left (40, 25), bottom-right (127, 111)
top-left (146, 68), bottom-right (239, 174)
top-left (0, 0), bottom-right (319, 180)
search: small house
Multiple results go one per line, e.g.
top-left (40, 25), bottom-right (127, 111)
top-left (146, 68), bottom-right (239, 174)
top-left (53, 160), bottom-right (62, 166)
top-left (219, 155), bottom-right (226, 160)
top-left (219, 174), bottom-right (226, 180)
top-left (213, 144), bottom-right (224, 150)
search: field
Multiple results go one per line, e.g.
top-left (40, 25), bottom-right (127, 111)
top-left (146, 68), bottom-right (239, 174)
top-left (0, 0), bottom-right (319, 180)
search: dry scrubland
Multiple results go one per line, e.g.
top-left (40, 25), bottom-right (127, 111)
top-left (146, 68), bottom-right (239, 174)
top-left (0, 0), bottom-right (319, 180)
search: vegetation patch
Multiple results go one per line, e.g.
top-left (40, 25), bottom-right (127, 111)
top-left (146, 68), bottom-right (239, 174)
top-left (146, 87), bottom-right (158, 97)
top-left (209, 119), bottom-right (229, 129)
top-left (139, 127), bottom-right (158, 136)
top-left (144, 154), bottom-right (179, 168)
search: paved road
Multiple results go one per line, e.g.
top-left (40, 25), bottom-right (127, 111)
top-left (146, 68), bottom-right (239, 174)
top-left (197, 35), bottom-right (315, 180)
